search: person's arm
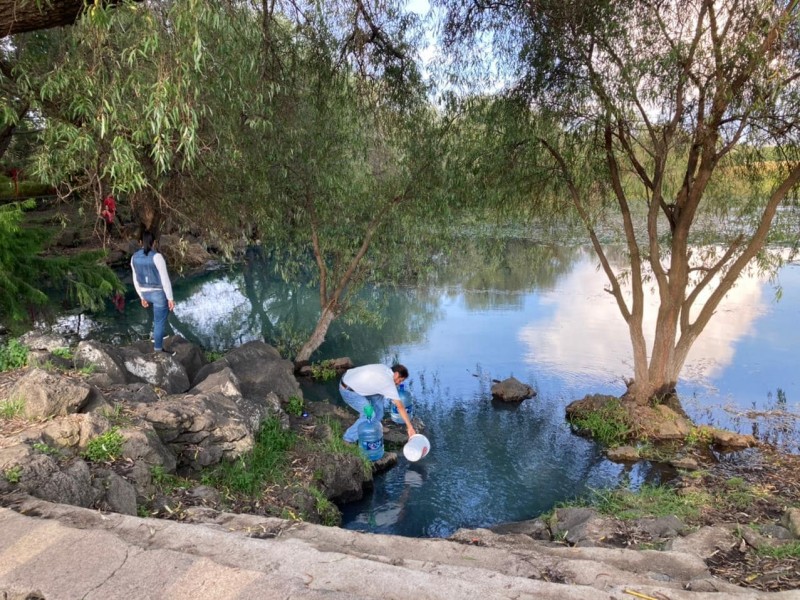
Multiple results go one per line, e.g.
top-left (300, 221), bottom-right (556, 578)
top-left (392, 398), bottom-right (417, 439)
top-left (131, 258), bottom-right (147, 307)
top-left (153, 253), bottom-right (175, 310)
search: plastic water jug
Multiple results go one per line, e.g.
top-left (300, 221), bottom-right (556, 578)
top-left (358, 404), bottom-right (384, 461)
top-left (390, 385), bottom-right (414, 424)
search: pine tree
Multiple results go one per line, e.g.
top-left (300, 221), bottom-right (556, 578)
top-left (0, 200), bottom-right (121, 331)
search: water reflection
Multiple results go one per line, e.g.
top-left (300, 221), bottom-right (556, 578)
top-left (47, 240), bottom-right (800, 537)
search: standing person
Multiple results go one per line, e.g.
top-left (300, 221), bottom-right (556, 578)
top-left (131, 231), bottom-right (175, 355)
top-left (340, 364), bottom-right (416, 443)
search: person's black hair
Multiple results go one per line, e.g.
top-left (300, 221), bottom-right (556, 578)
top-left (140, 230), bottom-right (156, 255)
top-left (392, 364), bottom-right (409, 379)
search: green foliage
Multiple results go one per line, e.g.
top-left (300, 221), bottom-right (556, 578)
top-left (308, 486), bottom-right (340, 527)
top-left (83, 428), bottom-right (125, 462)
top-left (587, 484), bottom-right (706, 521)
top-left (150, 465), bottom-right (189, 494)
top-left (50, 347), bottom-right (73, 360)
top-left (286, 396), bottom-right (305, 417)
top-left (756, 541), bottom-right (800, 559)
top-left (309, 360), bottom-right (337, 382)
top-left (685, 426), bottom-right (715, 448)
top-left (569, 399), bottom-right (631, 448)
top-left (0, 398), bottom-right (25, 419)
top-left (32, 442), bottom-right (60, 456)
top-left (0, 202), bottom-right (122, 331)
top-left (4, 466), bottom-right (22, 484)
top-left (204, 350), bottom-right (224, 363)
top-left (0, 339), bottom-right (29, 372)
top-left (201, 418), bottom-right (295, 496)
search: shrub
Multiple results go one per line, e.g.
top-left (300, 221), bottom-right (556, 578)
top-left (309, 360), bottom-right (337, 381)
top-left (83, 428), bottom-right (125, 462)
top-left (570, 398), bottom-right (631, 447)
top-left (0, 397), bottom-right (24, 419)
top-left (0, 339), bottom-right (28, 372)
top-left (286, 396), bottom-right (305, 417)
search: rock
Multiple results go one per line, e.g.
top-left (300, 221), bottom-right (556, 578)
top-left (192, 340), bottom-right (301, 402)
top-left (607, 445), bottom-right (639, 462)
top-left (19, 332), bottom-right (69, 352)
top-left (711, 428), bottom-right (756, 450)
top-left (636, 516), bottom-right (688, 538)
top-left (118, 346), bottom-right (190, 394)
top-left (551, 507), bottom-right (622, 547)
top-left (666, 525), bottom-right (737, 558)
top-left (10, 369), bottom-right (93, 418)
top-left (75, 341), bottom-right (129, 385)
top-left (92, 468), bottom-right (137, 515)
top-left (671, 456), bottom-right (701, 470)
top-left (490, 377), bottom-right (536, 402)
top-left (490, 518), bottom-right (552, 540)
top-left (781, 507), bottom-right (800, 538)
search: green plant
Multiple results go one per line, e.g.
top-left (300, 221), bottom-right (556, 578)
top-left (83, 428), bottom-right (125, 462)
top-left (204, 350), bottom-right (224, 362)
top-left (286, 396), bottom-right (305, 417)
top-left (309, 486), bottom-right (340, 527)
top-left (33, 442), bottom-right (60, 456)
top-left (309, 360), bottom-right (337, 382)
top-left (4, 465), bottom-right (22, 483)
top-left (569, 399), bottom-right (631, 447)
top-left (51, 347), bottom-right (73, 360)
top-left (78, 363), bottom-right (97, 376)
top-left (201, 418), bottom-right (295, 496)
top-left (587, 484), bottom-right (707, 521)
top-left (101, 403), bottom-right (132, 427)
top-left (0, 339), bottom-right (28, 371)
top-left (0, 397), bottom-right (24, 419)
top-left (756, 541), bottom-right (800, 559)
top-left (685, 425), bottom-right (714, 448)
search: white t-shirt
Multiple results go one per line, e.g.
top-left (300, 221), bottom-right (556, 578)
top-left (341, 364), bottom-right (399, 400)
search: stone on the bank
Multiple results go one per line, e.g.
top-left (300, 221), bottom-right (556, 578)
top-left (781, 507), bottom-right (800, 538)
top-left (19, 331), bottom-right (70, 352)
top-left (10, 368), bottom-right (93, 418)
top-left (666, 525), bottom-right (737, 558)
top-left (491, 376), bottom-right (536, 402)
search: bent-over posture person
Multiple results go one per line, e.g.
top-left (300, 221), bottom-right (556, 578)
top-left (339, 363), bottom-right (416, 443)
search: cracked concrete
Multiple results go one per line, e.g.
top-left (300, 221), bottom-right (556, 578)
top-left (0, 496), bottom-right (797, 600)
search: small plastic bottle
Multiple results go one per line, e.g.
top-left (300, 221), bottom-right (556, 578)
top-left (358, 404), bottom-right (384, 461)
top-left (390, 385), bottom-right (414, 424)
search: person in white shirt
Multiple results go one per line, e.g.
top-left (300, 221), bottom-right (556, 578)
top-left (339, 363), bottom-right (416, 443)
top-left (131, 231), bottom-right (175, 355)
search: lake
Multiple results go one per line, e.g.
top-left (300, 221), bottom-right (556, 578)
top-left (50, 241), bottom-right (800, 537)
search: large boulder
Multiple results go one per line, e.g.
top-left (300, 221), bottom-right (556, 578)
top-left (193, 340), bottom-right (301, 402)
top-left (9, 368), bottom-right (94, 418)
top-left (129, 392), bottom-right (256, 470)
top-left (491, 377), bottom-right (536, 402)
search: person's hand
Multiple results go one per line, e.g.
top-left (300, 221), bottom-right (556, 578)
top-left (168, 300), bottom-right (175, 311)
top-left (140, 298), bottom-right (149, 308)
top-left (407, 425), bottom-right (417, 438)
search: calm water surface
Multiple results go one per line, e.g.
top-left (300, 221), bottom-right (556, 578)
top-left (54, 242), bottom-right (800, 538)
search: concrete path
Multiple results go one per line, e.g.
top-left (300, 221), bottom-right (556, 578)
top-left (0, 496), bottom-right (796, 600)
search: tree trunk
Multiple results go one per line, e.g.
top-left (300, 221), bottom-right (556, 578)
top-left (0, 0), bottom-right (141, 38)
top-left (294, 304), bottom-right (338, 363)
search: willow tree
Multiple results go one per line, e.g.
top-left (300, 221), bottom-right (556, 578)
top-left (437, 0), bottom-right (800, 405)
top-left (248, 2), bottom-right (447, 363)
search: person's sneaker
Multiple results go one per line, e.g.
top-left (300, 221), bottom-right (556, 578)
top-left (156, 349), bottom-right (175, 356)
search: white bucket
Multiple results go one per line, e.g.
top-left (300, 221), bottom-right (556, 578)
top-left (403, 434), bottom-right (431, 462)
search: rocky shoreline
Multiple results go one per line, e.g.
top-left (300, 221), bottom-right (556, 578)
top-left (1, 332), bottom-right (799, 594)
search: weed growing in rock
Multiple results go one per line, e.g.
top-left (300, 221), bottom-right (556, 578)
top-left (0, 339), bottom-right (28, 372)
top-left (83, 428), bottom-right (125, 462)
top-left (585, 483), bottom-right (707, 521)
top-left (50, 347), bottom-right (73, 360)
top-left (286, 396), bottom-right (304, 417)
top-left (0, 397), bottom-right (24, 419)
top-left (33, 442), bottom-right (60, 456)
top-left (201, 418), bottom-right (295, 496)
top-left (570, 398), bottom-right (631, 447)
top-left (757, 540), bottom-right (800, 558)
top-left (4, 465), bottom-right (22, 483)
top-left (309, 360), bottom-right (337, 381)
top-left (309, 487), bottom-right (340, 527)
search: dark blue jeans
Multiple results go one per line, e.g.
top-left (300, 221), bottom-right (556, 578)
top-left (142, 290), bottom-right (169, 351)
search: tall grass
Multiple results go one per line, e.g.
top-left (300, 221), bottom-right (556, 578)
top-left (201, 418), bottom-right (295, 496)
